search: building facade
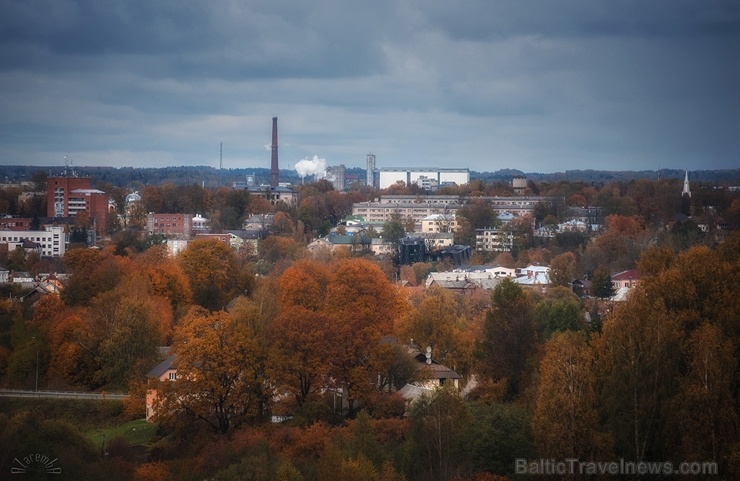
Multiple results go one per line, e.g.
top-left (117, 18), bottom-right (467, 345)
top-left (421, 214), bottom-right (458, 234)
top-left (377, 168), bottom-right (469, 190)
top-left (326, 164), bottom-right (346, 191)
top-left (475, 228), bottom-right (514, 252)
top-left (47, 176), bottom-right (109, 232)
top-left (0, 225), bottom-right (66, 257)
top-left (147, 213), bottom-right (193, 238)
top-left (246, 185), bottom-right (298, 206)
top-left (352, 195), bottom-right (555, 229)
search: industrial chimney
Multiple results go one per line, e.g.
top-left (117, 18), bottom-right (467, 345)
top-left (270, 117), bottom-right (279, 187)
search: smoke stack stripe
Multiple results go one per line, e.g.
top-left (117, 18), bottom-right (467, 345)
top-left (270, 117), bottom-right (279, 187)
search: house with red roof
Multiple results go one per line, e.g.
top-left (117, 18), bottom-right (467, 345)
top-left (611, 270), bottom-right (642, 290)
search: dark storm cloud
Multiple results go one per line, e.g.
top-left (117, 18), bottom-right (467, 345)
top-left (421, 0), bottom-right (740, 40)
top-left (0, 0), bottom-right (388, 79)
top-left (0, 0), bottom-right (738, 171)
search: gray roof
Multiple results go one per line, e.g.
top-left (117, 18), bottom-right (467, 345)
top-left (225, 229), bottom-right (262, 239)
top-left (147, 354), bottom-right (176, 378)
top-left (398, 383), bottom-right (435, 401)
top-left (410, 350), bottom-right (461, 379)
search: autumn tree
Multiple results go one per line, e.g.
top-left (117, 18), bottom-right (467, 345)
top-left (381, 215), bottom-right (406, 253)
top-left (588, 214), bottom-right (646, 271)
top-left (593, 293), bottom-right (682, 462)
top-left (589, 240), bottom-right (740, 467)
top-left (325, 258), bottom-right (405, 414)
top-left (669, 323), bottom-right (737, 469)
top-left (548, 251), bottom-right (577, 287)
top-left (133, 244), bottom-right (192, 314)
top-left (534, 287), bottom-right (586, 339)
top-left (61, 247), bottom-right (129, 306)
top-left (298, 192), bottom-right (331, 237)
top-left (270, 260), bottom-right (334, 408)
top-left (324, 189), bottom-right (355, 226)
top-left (408, 387), bottom-right (471, 481)
top-left (591, 267), bottom-right (615, 299)
top-left (157, 308), bottom-right (265, 435)
top-left (271, 210), bottom-right (295, 236)
top-left (227, 296), bottom-right (273, 421)
top-left (412, 262), bottom-right (434, 286)
top-left (258, 236), bottom-right (301, 264)
top-left (533, 331), bottom-right (612, 460)
top-left (460, 402), bottom-right (535, 477)
top-left (178, 238), bottom-right (254, 311)
top-left (455, 200), bottom-right (498, 246)
top-left (477, 279), bottom-right (537, 400)
top-left (2, 298), bottom-right (39, 387)
top-left (396, 287), bottom-right (471, 377)
top-left (86, 277), bottom-right (169, 386)
top-left (126, 200), bottom-right (148, 229)
top-left (494, 252), bottom-right (516, 269)
top-left (47, 306), bottom-right (99, 386)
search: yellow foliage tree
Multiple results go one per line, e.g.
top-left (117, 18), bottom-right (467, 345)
top-left (533, 331), bottom-right (612, 460)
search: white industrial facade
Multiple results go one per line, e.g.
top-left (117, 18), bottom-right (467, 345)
top-left (0, 226), bottom-right (66, 257)
top-left (377, 168), bottom-right (469, 190)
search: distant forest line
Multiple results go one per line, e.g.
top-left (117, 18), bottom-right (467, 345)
top-left (2, 165), bottom-right (739, 188)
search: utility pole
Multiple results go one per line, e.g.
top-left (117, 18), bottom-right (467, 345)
top-left (32, 336), bottom-right (38, 392)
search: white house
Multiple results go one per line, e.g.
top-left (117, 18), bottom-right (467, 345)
top-left (515, 265), bottom-right (550, 287)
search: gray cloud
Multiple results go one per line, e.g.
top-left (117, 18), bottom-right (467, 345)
top-left (0, 0), bottom-right (738, 173)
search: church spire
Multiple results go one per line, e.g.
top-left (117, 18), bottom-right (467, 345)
top-left (682, 170), bottom-right (691, 198)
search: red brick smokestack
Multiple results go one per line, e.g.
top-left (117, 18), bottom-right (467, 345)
top-left (270, 117), bottom-right (279, 187)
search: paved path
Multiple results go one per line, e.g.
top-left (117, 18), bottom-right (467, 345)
top-left (0, 389), bottom-right (129, 400)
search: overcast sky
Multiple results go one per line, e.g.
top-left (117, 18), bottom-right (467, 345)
top-left (1, 0), bottom-right (738, 174)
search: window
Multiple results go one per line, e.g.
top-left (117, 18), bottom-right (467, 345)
top-left (168, 372), bottom-right (176, 381)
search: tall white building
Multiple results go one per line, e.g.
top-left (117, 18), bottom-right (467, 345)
top-left (366, 153), bottom-right (376, 187)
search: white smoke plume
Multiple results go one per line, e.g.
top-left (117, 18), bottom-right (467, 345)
top-left (294, 155), bottom-right (327, 180)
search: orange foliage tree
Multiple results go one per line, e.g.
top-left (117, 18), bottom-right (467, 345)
top-left (157, 308), bottom-right (266, 435)
top-left (270, 260), bottom-right (334, 408)
top-left (132, 244), bottom-right (192, 314)
top-left (178, 238), bottom-right (253, 311)
top-left (270, 258), bottom-right (404, 415)
top-left (324, 258), bottom-right (405, 413)
top-left (61, 246), bottom-right (130, 306)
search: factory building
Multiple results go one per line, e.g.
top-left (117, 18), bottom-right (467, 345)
top-left (377, 168), bottom-right (469, 190)
top-left (326, 164), bottom-right (346, 191)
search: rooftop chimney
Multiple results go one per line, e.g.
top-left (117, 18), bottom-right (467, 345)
top-left (270, 117), bottom-right (279, 187)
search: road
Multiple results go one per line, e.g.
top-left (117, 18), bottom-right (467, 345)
top-left (0, 389), bottom-right (129, 400)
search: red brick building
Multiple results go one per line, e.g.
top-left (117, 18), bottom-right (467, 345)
top-left (146, 213), bottom-right (193, 238)
top-left (47, 176), bottom-right (108, 232)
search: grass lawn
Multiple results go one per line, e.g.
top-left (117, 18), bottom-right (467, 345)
top-left (86, 418), bottom-right (158, 448)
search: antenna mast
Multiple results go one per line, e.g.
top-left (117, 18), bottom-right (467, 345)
top-left (63, 156), bottom-right (74, 177)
